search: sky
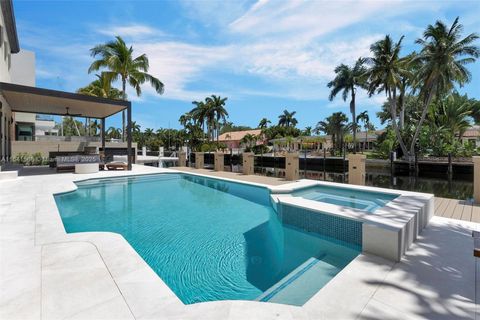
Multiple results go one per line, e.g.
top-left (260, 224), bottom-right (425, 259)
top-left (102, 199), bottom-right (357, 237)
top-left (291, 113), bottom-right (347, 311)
top-left (13, 0), bottom-right (480, 131)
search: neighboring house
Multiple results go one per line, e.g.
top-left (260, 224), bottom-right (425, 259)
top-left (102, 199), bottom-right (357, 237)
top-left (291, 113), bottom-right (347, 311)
top-left (460, 125), bottom-right (480, 147)
top-left (218, 129), bottom-right (263, 149)
top-left (270, 131), bottom-right (382, 152)
top-left (13, 113), bottom-right (58, 141)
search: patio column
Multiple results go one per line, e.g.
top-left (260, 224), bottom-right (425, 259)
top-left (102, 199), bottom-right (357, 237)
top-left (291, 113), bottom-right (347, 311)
top-left (214, 152), bottom-right (224, 171)
top-left (127, 102), bottom-right (132, 170)
top-left (285, 152), bottom-right (299, 181)
top-left (242, 152), bottom-right (254, 175)
top-left (194, 152), bottom-right (204, 169)
top-left (348, 153), bottom-right (366, 185)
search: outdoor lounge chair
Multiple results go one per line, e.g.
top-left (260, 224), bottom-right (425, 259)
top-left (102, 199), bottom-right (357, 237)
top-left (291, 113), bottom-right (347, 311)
top-left (106, 161), bottom-right (128, 170)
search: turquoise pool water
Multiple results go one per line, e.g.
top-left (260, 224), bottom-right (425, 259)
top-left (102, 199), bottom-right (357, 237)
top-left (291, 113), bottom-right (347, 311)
top-left (55, 174), bottom-right (359, 305)
top-left (292, 185), bottom-right (399, 212)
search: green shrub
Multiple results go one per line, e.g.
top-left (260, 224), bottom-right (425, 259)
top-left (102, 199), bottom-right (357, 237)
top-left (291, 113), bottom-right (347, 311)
top-left (13, 152), bottom-right (30, 165)
top-left (13, 152), bottom-right (48, 166)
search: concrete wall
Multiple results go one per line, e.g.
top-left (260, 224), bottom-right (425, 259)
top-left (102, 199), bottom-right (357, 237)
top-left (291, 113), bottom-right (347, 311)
top-left (12, 141), bottom-right (138, 158)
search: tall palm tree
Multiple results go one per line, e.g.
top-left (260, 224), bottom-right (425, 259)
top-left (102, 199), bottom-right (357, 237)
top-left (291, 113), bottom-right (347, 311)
top-left (88, 36), bottom-right (165, 141)
top-left (258, 118), bottom-right (271, 129)
top-left (367, 35), bottom-right (410, 157)
top-left (410, 17), bottom-right (479, 156)
top-left (327, 58), bottom-right (367, 153)
top-left (278, 109), bottom-right (298, 127)
top-left (189, 100), bottom-right (210, 141)
top-left (205, 95), bottom-right (228, 142)
top-left (356, 111), bottom-right (375, 153)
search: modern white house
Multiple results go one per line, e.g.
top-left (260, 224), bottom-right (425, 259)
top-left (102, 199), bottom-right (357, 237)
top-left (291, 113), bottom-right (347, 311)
top-left (0, 0), bottom-right (136, 168)
top-left (0, 0), bottom-right (22, 161)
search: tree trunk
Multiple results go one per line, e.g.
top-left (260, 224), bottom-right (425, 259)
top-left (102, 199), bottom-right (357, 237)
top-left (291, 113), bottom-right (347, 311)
top-left (351, 90), bottom-right (356, 154)
top-left (72, 117), bottom-right (81, 136)
top-left (388, 88), bottom-right (409, 158)
top-left (409, 86), bottom-right (435, 156)
top-left (398, 83), bottom-right (406, 130)
top-left (122, 78), bottom-right (127, 142)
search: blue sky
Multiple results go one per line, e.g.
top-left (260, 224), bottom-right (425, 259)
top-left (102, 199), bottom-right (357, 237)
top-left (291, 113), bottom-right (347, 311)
top-left (14, 0), bottom-right (480, 131)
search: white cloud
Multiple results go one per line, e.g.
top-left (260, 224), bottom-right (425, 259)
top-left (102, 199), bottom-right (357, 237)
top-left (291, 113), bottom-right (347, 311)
top-left (229, 0), bottom-right (391, 42)
top-left (98, 24), bottom-right (161, 37)
top-left (132, 41), bottom-right (234, 101)
top-left (21, 0), bottom-right (472, 108)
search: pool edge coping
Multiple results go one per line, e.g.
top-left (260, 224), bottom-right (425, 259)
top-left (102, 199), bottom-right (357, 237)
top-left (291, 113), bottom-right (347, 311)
top-left (33, 166), bottom-right (425, 318)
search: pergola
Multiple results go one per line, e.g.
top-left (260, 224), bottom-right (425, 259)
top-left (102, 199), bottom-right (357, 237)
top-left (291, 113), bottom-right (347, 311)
top-left (0, 82), bottom-right (134, 170)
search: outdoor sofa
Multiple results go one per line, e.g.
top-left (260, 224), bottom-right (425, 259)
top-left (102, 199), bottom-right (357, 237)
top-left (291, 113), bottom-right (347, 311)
top-left (56, 155), bottom-right (103, 172)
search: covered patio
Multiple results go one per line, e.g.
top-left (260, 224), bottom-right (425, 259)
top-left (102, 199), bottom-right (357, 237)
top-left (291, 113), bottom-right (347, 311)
top-left (0, 82), bottom-right (135, 170)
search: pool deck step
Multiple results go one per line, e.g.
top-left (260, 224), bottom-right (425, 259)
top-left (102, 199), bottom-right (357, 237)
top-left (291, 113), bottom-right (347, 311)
top-left (256, 254), bottom-right (339, 306)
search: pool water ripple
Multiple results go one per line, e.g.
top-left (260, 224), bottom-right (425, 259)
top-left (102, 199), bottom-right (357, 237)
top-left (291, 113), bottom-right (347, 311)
top-left (55, 174), bottom-right (359, 305)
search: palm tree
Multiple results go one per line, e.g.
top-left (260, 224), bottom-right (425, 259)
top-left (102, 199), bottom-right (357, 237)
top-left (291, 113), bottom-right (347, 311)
top-left (144, 128), bottom-right (154, 138)
top-left (77, 73), bottom-right (123, 100)
top-left (89, 36), bottom-right (165, 141)
top-left (205, 95), bottom-right (228, 142)
top-left (436, 92), bottom-right (473, 145)
top-left (240, 134), bottom-right (257, 151)
top-left (131, 121), bottom-right (141, 134)
top-left (189, 100), bottom-right (209, 139)
top-left (356, 111), bottom-right (375, 153)
top-left (327, 58), bottom-right (367, 153)
top-left (303, 126), bottom-right (312, 136)
top-left (77, 73), bottom-right (123, 138)
top-left (316, 112), bottom-right (349, 155)
top-left (278, 110), bottom-right (298, 127)
top-left (410, 17), bottom-right (479, 157)
top-left (367, 35), bottom-right (411, 157)
top-left (258, 118), bottom-right (271, 129)
top-left (106, 127), bottom-right (121, 140)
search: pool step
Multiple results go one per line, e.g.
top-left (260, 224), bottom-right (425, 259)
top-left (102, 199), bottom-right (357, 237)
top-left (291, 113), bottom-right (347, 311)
top-left (256, 254), bottom-right (340, 306)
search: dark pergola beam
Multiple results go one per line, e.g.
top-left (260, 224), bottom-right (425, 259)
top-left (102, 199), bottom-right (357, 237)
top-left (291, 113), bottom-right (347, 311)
top-left (101, 118), bottom-right (106, 153)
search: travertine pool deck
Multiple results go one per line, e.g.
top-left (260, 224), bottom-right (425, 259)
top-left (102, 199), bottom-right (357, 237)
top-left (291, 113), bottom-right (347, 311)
top-left (1, 165), bottom-right (478, 319)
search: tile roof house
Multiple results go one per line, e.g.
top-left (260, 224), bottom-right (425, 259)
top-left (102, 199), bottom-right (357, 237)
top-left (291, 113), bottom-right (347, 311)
top-left (217, 129), bottom-right (263, 149)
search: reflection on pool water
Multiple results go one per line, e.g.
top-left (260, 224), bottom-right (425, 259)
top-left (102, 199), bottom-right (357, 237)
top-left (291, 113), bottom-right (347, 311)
top-left (54, 174), bottom-right (360, 306)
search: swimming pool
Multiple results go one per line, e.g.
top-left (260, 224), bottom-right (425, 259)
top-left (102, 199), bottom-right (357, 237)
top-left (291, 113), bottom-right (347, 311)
top-left (291, 184), bottom-right (399, 212)
top-left (54, 173), bottom-right (360, 306)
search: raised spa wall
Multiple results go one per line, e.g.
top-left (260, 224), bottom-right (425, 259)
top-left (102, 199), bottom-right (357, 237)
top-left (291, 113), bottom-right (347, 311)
top-left (269, 180), bottom-right (434, 262)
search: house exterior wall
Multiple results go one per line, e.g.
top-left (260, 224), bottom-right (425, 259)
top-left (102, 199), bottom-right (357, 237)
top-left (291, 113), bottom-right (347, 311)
top-left (0, 2), bottom-right (29, 162)
top-left (0, 6), bottom-right (12, 84)
top-left (10, 49), bottom-right (35, 86)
